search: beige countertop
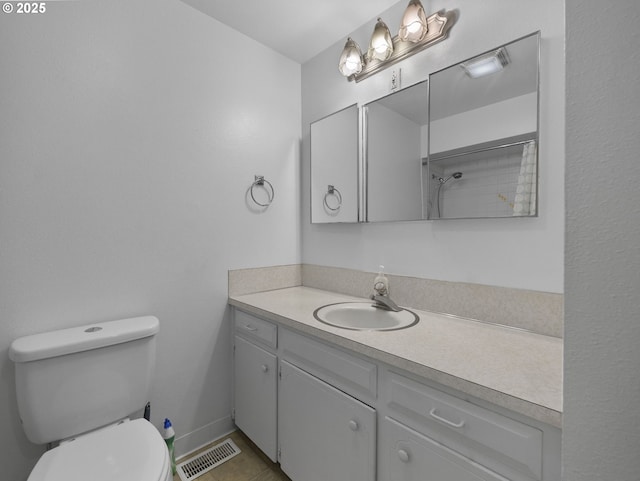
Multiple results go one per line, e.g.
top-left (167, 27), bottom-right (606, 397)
top-left (229, 286), bottom-right (562, 428)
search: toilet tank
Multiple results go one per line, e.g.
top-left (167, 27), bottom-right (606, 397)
top-left (9, 316), bottom-right (159, 445)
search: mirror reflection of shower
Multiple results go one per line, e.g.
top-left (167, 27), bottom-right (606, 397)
top-left (432, 172), bottom-right (463, 218)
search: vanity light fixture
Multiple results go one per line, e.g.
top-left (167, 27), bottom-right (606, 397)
top-left (367, 18), bottom-right (394, 62)
top-left (460, 47), bottom-right (510, 78)
top-left (338, 37), bottom-right (364, 77)
top-left (338, 3), bottom-right (456, 82)
top-left (398, 0), bottom-right (429, 43)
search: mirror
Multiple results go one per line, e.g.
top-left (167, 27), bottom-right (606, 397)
top-left (364, 80), bottom-right (428, 222)
top-left (309, 33), bottom-right (540, 224)
top-left (427, 32), bottom-right (540, 219)
top-left (310, 104), bottom-right (359, 223)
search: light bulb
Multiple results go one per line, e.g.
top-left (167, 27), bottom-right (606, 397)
top-left (407, 22), bottom-right (422, 34)
top-left (399, 0), bottom-right (428, 43)
top-left (367, 18), bottom-right (393, 62)
top-left (338, 37), bottom-right (363, 76)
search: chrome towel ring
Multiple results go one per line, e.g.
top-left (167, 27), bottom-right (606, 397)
top-left (323, 185), bottom-right (342, 211)
top-left (250, 175), bottom-right (274, 207)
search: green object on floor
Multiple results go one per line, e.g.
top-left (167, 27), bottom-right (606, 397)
top-left (163, 418), bottom-right (177, 475)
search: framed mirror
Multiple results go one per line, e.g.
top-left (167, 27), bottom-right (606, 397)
top-left (364, 80), bottom-right (428, 222)
top-left (427, 32), bottom-right (540, 219)
top-left (310, 104), bottom-right (359, 223)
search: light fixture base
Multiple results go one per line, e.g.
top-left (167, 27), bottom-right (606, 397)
top-left (347, 10), bottom-right (456, 83)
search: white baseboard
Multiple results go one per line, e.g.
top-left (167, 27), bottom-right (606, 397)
top-left (174, 415), bottom-right (235, 460)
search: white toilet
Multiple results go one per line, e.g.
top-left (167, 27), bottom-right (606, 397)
top-left (9, 316), bottom-right (172, 481)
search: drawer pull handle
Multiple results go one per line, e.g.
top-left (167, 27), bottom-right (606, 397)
top-left (261, 364), bottom-right (269, 373)
top-left (244, 325), bottom-right (258, 332)
top-left (429, 408), bottom-right (465, 428)
top-left (397, 449), bottom-right (410, 463)
top-left (348, 420), bottom-right (359, 431)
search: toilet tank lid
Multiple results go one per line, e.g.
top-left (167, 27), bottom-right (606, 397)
top-left (9, 316), bottom-right (159, 363)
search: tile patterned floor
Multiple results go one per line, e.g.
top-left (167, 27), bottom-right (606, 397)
top-left (173, 430), bottom-right (291, 481)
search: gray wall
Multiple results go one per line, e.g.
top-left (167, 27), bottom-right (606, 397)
top-left (301, 0), bottom-right (565, 293)
top-left (564, 1), bottom-right (640, 479)
top-left (0, 1), bottom-right (300, 479)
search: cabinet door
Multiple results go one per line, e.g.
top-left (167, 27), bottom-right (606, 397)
top-left (234, 335), bottom-right (277, 461)
top-left (380, 417), bottom-right (507, 481)
top-left (279, 360), bottom-right (376, 481)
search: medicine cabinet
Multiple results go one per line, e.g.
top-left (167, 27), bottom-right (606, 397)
top-left (364, 80), bottom-right (428, 222)
top-left (427, 32), bottom-right (540, 219)
top-left (309, 32), bottom-right (540, 223)
top-left (310, 104), bottom-right (359, 223)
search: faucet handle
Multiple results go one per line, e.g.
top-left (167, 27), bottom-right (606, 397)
top-left (373, 265), bottom-right (389, 296)
top-left (374, 281), bottom-right (388, 296)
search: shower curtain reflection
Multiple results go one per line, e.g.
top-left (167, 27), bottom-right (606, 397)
top-left (513, 140), bottom-right (537, 216)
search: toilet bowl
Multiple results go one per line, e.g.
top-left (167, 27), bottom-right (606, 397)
top-left (27, 419), bottom-right (172, 481)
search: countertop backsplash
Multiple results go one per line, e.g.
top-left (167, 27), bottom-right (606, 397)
top-left (229, 264), bottom-right (563, 338)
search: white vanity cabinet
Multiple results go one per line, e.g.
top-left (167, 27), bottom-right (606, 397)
top-left (278, 360), bottom-right (376, 481)
top-left (231, 307), bottom-right (560, 481)
top-left (233, 311), bottom-right (278, 461)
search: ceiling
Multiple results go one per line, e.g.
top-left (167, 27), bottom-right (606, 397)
top-left (179, 0), bottom-right (401, 64)
top-left (430, 33), bottom-right (539, 120)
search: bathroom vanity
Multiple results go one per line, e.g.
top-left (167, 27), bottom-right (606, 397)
top-left (230, 286), bottom-right (561, 481)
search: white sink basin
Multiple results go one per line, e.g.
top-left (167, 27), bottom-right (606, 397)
top-left (313, 302), bottom-right (419, 331)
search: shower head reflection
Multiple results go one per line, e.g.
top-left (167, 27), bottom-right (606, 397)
top-left (433, 172), bottom-right (463, 184)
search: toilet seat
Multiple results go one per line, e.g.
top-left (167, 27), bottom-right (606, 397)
top-left (28, 419), bottom-right (171, 481)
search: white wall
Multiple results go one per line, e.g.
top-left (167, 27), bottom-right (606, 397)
top-left (564, 1), bottom-right (640, 479)
top-left (0, 1), bottom-right (300, 479)
top-left (301, 0), bottom-right (564, 293)
top-left (430, 93), bottom-right (537, 153)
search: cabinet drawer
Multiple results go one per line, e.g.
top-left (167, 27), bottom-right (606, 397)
top-left (380, 417), bottom-right (506, 481)
top-left (234, 310), bottom-right (277, 348)
top-left (386, 371), bottom-right (542, 481)
top-left (280, 329), bottom-right (377, 402)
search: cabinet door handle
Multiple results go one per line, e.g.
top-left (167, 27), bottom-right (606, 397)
top-left (244, 325), bottom-right (258, 332)
top-left (397, 449), bottom-right (410, 463)
top-left (348, 420), bottom-right (359, 431)
top-left (429, 408), bottom-right (465, 428)
top-left (261, 364), bottom-right (269, 373)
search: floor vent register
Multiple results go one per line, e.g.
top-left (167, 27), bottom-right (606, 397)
top-left (176, 438), bottom-right (241, 481)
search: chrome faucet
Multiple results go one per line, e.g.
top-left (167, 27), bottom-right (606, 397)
top-left (370, 294), bottom-right (402, 312)
top-left (370, 272), bottom-right (402, 312)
